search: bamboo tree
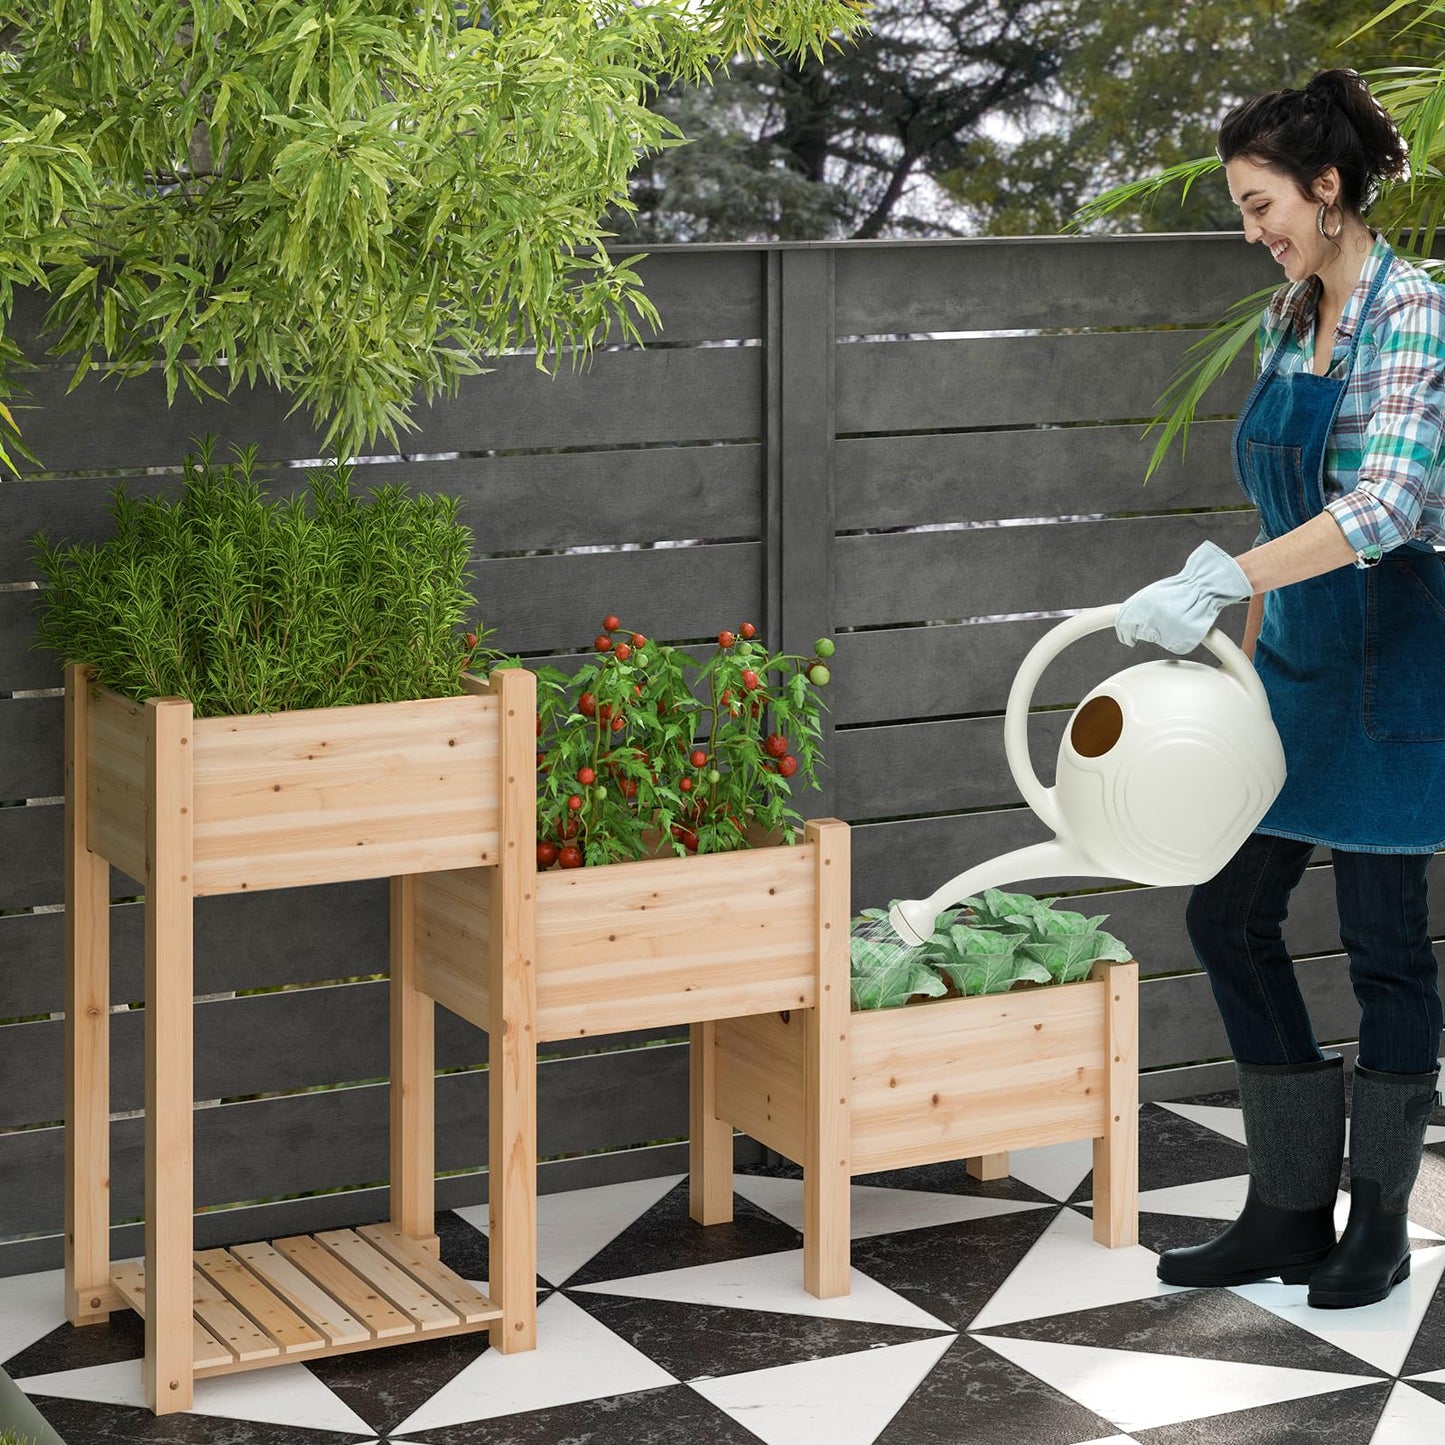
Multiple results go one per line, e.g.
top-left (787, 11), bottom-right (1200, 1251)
top-left (1070, 0), bottom-right (1445, 481)
top-left (0, 1), bottom-right (869, 472)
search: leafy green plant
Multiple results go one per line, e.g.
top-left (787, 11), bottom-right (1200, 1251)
top-left (1068, 0), bottom-right (1445, 480)
top-left (494, 615), bottom-right (834, 866)
top-left (849, 888), bottom-right (1131, 1011)
top-left (31, 440), bottom-right (480, 715)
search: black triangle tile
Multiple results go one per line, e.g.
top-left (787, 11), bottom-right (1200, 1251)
top-left (1128, 1380), bottom-right (1392, 1444)
top-left (851, 1157), bottom-right (1061, 1208)
top-left (382, 1381), bottom-right (762, 1444)
top-left (567, 1290), bottom-right (953, 1381)
top-left (873, 1333), bottom-right (1116, 1445)
top-left (1400, 1242), bottom-right (1445, 1378)
top-left (4, 1306), bottom-right (145, 1380)
top-left (1130, 1101), bottom-right (1249, 1195)
top-left (845, 1204), bottom-right (1062, 1333)
top-left (562, 1180), bottom-right (802, 1289)
top-left (303, 1327), bottom-right (494, 1438)
top-left (1406, 1375), bottom-right (1445, 1407)
top-left (976, 1286), bottom-right (1390, 1379)
top-left (23, 1394), bottom-right (374, 1445)
top-left (432, 1208), bottom-right (551, 1294)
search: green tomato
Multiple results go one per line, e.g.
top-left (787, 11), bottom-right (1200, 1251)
top-left (708, 769), bottom-right (721, 784)
top-left (595, 785), bottom-right (608, 800)
top-left (814, 637), bottom-right (835, 658)
top-left (808, 663), bottom-right (831, 686)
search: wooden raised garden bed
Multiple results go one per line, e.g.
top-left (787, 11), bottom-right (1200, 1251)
top-left (64, 662), bottom-right (538, 1414)
top-left (693, 956), bottom-right (1139, 1285)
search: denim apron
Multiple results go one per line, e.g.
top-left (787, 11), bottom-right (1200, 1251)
top-left (1234, 254), bottom-right (1445, 853)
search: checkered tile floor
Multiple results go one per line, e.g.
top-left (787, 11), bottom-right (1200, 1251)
top-left (4, 1089), bottom-right (1445, 1445)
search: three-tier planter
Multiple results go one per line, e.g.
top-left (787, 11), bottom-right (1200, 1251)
top-left (692, 956), bottom-right (1140, 1284)
top-left (63, 663), bottom-right (541, 1414)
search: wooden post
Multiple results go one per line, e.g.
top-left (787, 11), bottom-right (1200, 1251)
top-left (966, 1153), bottom-right (1010, 1181)
top-left (390, 873), bottom-right (438, 1254)
top-left (481, 667), bottom-right (538, 1352)
top-left (1092, 959), bottom-right (1139, 1248)
top-left (143, 697), bottom-right (195, 1414)
top-left (689, 1021), bottom-right (735, 1225)
top-left (802, 818), bottom-right (851, 1298)
top-left (64, 665), bottom-right (117, 1326)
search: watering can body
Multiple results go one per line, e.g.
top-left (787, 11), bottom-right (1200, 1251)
top-left (888, 605), bottom-right (1287, 948)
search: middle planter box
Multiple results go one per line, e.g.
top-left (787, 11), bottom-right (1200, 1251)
top-left (404, 817), bottom-right (854, 1305)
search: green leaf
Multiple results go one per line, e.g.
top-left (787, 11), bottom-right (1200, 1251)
top-left (850, 937), bottom-right (949, 1011)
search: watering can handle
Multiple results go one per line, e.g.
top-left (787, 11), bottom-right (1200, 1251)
top-left (1004, 604), bottom-right (1269, 833)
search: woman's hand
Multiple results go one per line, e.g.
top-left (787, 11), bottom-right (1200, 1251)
top-left (1115, 541), bottom-right (1254, 654)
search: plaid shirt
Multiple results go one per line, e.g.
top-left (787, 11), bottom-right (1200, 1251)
top-left (1254, 234), bottom-right (1445, 566)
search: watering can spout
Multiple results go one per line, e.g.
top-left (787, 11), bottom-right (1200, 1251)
top-left (886, 838), bottom-right (1086, 948)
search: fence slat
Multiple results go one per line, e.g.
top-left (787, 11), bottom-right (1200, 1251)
top-left (0, 697), bottom-right (61, 800)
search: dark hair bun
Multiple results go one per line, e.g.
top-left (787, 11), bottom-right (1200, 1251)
top-left (1218, 67), bottom-right (1409, 214)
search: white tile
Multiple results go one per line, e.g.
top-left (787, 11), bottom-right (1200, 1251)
top-left (570, 1248), bottom-right (954, 1333)
top-left (17, 1356), bottom-right (374, 1435)
top-left (968, 1207), bottom-right (1173, 1330)
top-left (973, 1334), bottom-right (1378, 1434)
top-left (391, 1291), bottom-right (675, 1433)
top-left (1006, 1138), bottom-right (1097, 1203)
top-left (0, 1268), bottom-right (68, 1367)
top-left (1407, 1365), bottom-right (1445, 1384)
top-left (1158, 1102), bottom-right (1246, 1146)
top-left (454, 1174), bottom-right (686, 1286)
top-left (1069, 1437), bottom-right (1142, 1445)
top-left (1235, 1242), bottom-right (1445, 1377)
top-left (690, 1336), bottom-right (955, 1445)
top-left (731, 1173), bottom-right (1049, 1240)
top-left (1369, 1380), bottom-right (1445, 1444)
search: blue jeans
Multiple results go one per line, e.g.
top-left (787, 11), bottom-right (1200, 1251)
top-left (1185, 831), bottom-right (1443, 1073)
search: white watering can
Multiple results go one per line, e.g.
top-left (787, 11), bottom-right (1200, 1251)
top-left (886, 604), bottom-right (1287, 948)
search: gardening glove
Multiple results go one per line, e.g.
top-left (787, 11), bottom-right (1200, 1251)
top-left (1114, 541), bottom-right (1253, 654)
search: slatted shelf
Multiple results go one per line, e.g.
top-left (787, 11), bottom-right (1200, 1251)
top-left (109, 1225), bottom-right (500, 1377)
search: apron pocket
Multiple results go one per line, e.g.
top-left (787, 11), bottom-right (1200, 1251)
top-left (1243, 440), bottom-right (1309, 520)
top-left (1363, 553), bottom-right (1445, 742)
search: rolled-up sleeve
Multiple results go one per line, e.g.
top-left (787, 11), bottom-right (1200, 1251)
top-left (1325, 290), bottom-right (1445, 566)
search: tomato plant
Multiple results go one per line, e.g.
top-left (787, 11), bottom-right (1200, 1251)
top-left (486, 616), bottom-right (835, 867)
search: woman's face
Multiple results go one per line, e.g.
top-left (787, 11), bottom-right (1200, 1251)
top-left (1225, 155), bottom-right (1338, 283)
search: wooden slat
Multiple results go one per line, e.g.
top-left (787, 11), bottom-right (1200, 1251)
top-left (357, 1224), bottom-right (498, 1324)
top-left (0, 589), bottom-right (52, 692)
top-left (603, 248), bottom-right (766, 343)
top-left (227, 1242), bottom-right (369, 1348)
top-left (835, 330), bottom-right (1254, 434)
top-left (194, 1248), bottom-right (325, 1356)
top-left (188, 692), bottom-right (497, 894)
top-left (315, 1229), bottom-right (460, 1330)
top-left (833, 421), bottom-right (1241, 532)
top-left (833, 511), bottom-right (1261, 628)
top-left (414, 866), bottom-right (490, 1029)
top-left (272, 1235), bottom-right (414, 1339)
top-left (110, 1260), bottom-right (235, 1371)
top-left (832, 233), bottom-right (1277, 334)
top-left (11, 347), bottom-right (761, 476)
top-left (0, 696), bottom-right (62, 799)
top-left (191, 1265), bottom-right (283, 1363)
top-left (713, 1009), bottom-right (808, 1162)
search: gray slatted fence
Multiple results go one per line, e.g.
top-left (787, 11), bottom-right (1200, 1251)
top-left (3, 233), bottom-right (1440, 1279)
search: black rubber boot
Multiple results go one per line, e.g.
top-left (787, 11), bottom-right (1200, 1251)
top-left (1307, 1062), bottom-right (1441, 1310)
top-left (1158, 1054), bottom-right (1344, 1288)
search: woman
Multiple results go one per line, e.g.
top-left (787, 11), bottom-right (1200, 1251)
top-left (1116, 68), bottom-right (1443, 1310)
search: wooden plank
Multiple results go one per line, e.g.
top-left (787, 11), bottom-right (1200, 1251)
top-left (228, 1241), bottom-right (370, 1348)
top-left (0, 589), bottom-right (54, 692)
top-left (0, 696), bottom-right (62, 800)
top-left (833, 421), bottom-right (1241, 532)
top-left (86, 685), bottom-right (149, 886)
top-left (191, 1265), bottom-right (284, 1363)
top-left (603, 249), bottom-right (766, 343)
top-left (532, 840), bottom-right (817, 1040)
top-left (194, 1248), bottom-right (325, 1356)
top-left (11, 347), bottom-right (761, 476)
top-left (390, 873), bottom-right (436, 1244)
top-left (1092, 959), bottom-right (1140, 1249)
top-left (110, 1260), bottom-right (235, 1371)
top-left (64, 665), bottom-right (112, 1327)
top-left (688, 1021), bottom-right (735, 1226)
top-left (357, 1223), bottom-right (498, 1324)
top-left (835, 330), bottom-right (1254, 434)
top-left (314, 1229), bottom-right (459, 1330)
top-left (414, 866), bottom-right (490, 1029)
top-left (188, 692), bottom-right (499, 894)
top-left (713, 1009), bottom-right (808, 1163)
top-left (832, 233), bottom-right (1277, 335)
top-left (273, 1234), bottom-right (414, 1339)
top-left (834, 511), bottom-right (1260, 628)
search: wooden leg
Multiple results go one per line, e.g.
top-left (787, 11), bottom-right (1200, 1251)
top-left (1092, 959), bottom-right (1139, 1248)
top-left (390, 875), bottom-right (438, 1255)
top-left (689, 1022), bottom-right (734, 1225)
top-left (965, 1153), bottom-right (1009, 1181)
top-left (803, 819), bottom-right (851, 1300)
top-left (483, 666), bottom-right (538, 1352)
top-left (144, 699), bottom-right (195, 1414)
top-left (65, 666), bottom-right (117, 1326)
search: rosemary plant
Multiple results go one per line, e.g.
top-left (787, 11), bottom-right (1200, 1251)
top-left (31, 442), bottom-right (481, 716)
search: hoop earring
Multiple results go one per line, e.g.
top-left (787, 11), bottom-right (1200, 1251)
top-left (1317, 202), bottom-right (1344, 240)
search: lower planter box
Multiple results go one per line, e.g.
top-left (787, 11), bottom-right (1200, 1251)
top-left (694, 958), bottom-right (1139, 1285)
